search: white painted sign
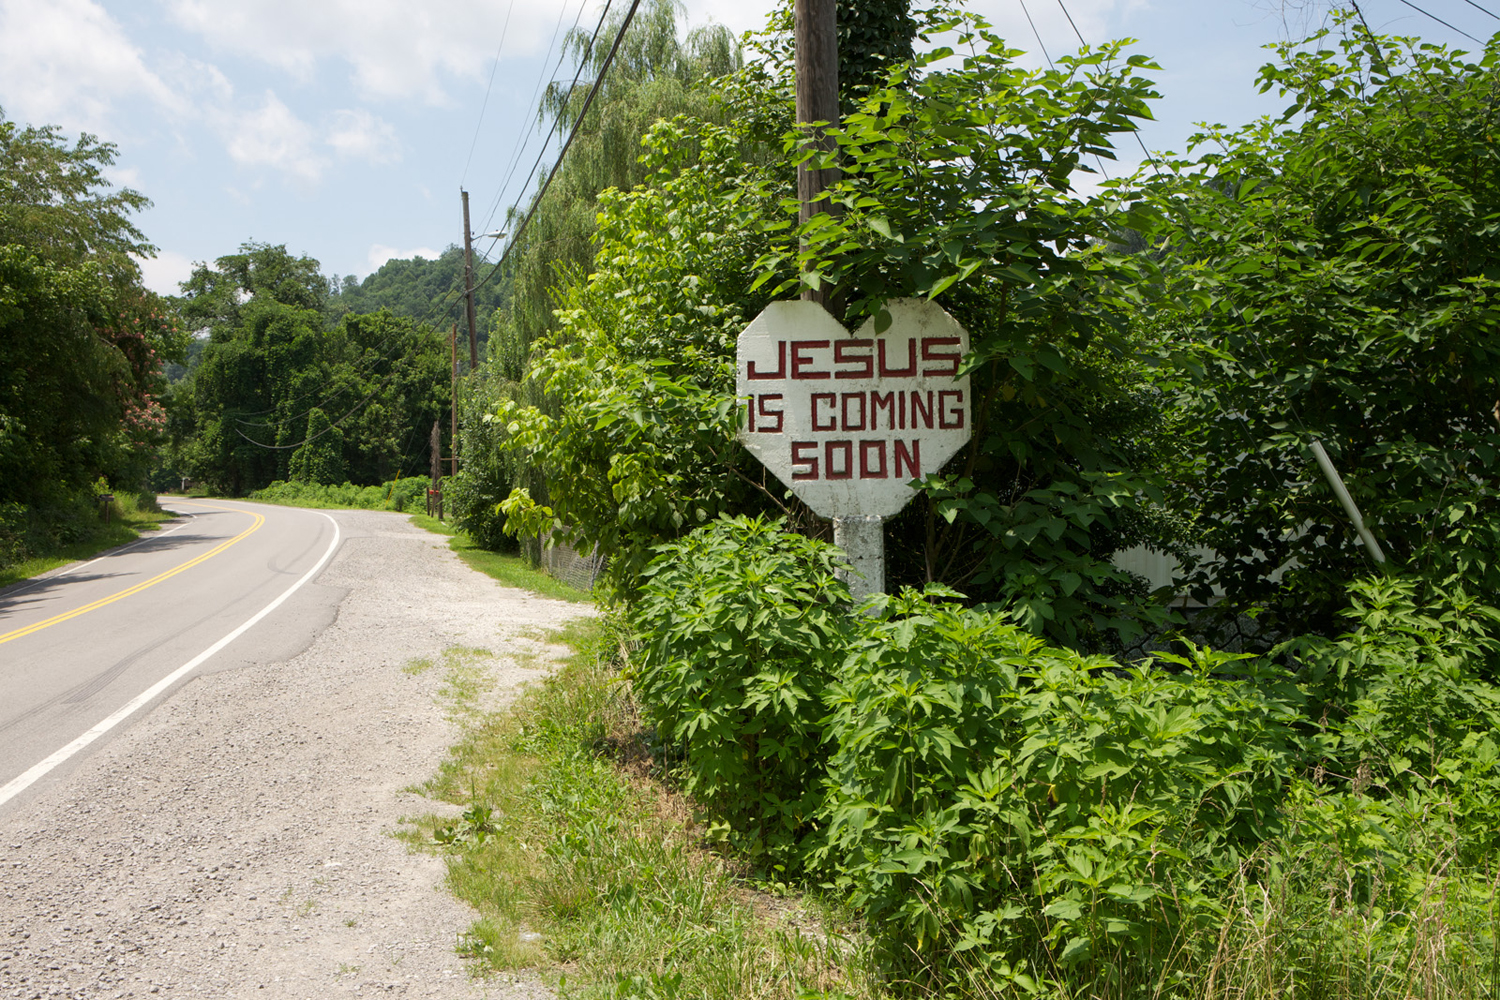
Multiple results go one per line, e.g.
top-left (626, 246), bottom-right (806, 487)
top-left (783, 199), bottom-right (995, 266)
top-left (736, 298), bottom-right (971, 519)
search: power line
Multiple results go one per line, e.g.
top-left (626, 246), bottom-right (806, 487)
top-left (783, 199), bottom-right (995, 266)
top-left (486, 0), bottom-right (615, 241)
top-left (1392, 0), bottom-right (1484, 41)
top-left (480, 0), bottom-right (593, 237)
top-left (1053, 0), bottom-right (1155, 177)
top-left (1017, 0), bottom-right (1056, 68)
top-left (1459, 0), bottom-right (1500, 21)
top-left (461, 0), bottom-right (519, 187)
top-left (233, 365), bottom-right (402, 450)
top-left (482, 0), bottom-right (645, 296)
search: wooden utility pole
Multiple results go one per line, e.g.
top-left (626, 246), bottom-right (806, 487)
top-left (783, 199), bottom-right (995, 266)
top-left (428, 420), bottom-right (443, 518)
top-left (450, 321), bottom-right (459, 475)
top-left (795, 0), bottom-right (840, 307)
top-left (461, 190), bottom-right (479, 369)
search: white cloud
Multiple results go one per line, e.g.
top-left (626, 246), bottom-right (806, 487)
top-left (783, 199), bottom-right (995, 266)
top-left (164, 0), bottom-right (589, 105)
top-left (328, 109), bottom-right (400, 164)
top-left (367, 244), bottom-right (440, 272)
top-left (221, 91), bottom-right (326, 184)
top-left (135, 249), bottom-right (197, 296)
top-left (0, 0), bottom-right (182, 130)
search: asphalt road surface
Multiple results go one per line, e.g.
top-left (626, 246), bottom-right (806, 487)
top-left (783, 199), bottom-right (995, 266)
top-left (0, 498), bottom-right (343, 810)
top-left (0, 504), bottom-right (580, 998)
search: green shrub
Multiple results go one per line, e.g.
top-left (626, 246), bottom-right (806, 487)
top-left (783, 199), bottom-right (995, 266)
top-left (447, 467), bottom-right (513, 552)
top-left (1280, 575), bottom-right (1500, 865)
top-left (249, 477), bottom-right (429, 513)
top-left (816, 589), bottom-right (1307, 994)
top-left (628, 515), bottom-right (851, 861)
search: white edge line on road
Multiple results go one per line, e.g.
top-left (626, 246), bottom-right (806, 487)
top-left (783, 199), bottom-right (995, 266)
top-left (0, 510), bottom-right (343, 809)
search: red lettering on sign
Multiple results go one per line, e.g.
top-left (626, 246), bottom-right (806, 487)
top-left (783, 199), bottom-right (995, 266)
top-left (747, 341), bottom-right (786, 380)
top-left (870, 391), bottom-right (895, 430)
top-left (841, 393), bottom-right (866, 431)
top-left (894, 440), bottom-right (922, 479)
top-left (922, 336), bottom-right (962, 376)
top-left (833, 339), bottom-right (874, 379)
top-left (859, 440), bottom-right (888, 479)
top-left (939, 390), bottom-right (965, 429)
top-left (791, 340), bottom-right (830, 379)
top-left (825, 441), bottom-right (854, 480)
top-left (878, 338), bottom-right (917, 377)
top-left (910, 390), bottom-right (934, 429)
top-left (791, 441), bottom-right (819, 480)
top-left (756, 394), bottom-right (784, 433)
top-left (811, 393), bottom-right (836, 431)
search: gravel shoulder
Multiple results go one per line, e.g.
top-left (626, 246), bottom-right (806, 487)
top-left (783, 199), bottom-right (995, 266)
top-left (0, 510), bottom-right (586, 999)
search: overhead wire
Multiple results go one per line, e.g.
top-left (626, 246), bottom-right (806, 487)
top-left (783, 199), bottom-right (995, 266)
top-left (479, 0), bottom-right (645, 299)
top-left (1459, 0), bottom-right (1500, 20)
top-left (1391, 0), bottom-right (1484, 41)
top-left (1018, 0), bottom-right (1056, 68)
top-left (480, 0), bottom-right (594, 236)
top-left (1054, 0), bottom-right (1161, 177)
top-left (461, 0), bottom-right (519, 187)
top-left (482, 0), bottom-right (616, 241)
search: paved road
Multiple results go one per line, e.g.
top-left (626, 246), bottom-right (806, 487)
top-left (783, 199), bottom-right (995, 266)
top-left (0, 497), bottom-right (343, 810)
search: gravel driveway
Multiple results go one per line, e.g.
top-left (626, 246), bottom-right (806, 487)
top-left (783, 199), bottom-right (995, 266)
top-left (1, 511), bottom-right (586, 999)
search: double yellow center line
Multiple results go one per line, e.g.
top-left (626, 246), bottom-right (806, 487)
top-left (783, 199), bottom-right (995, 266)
top-left (0, 504), bottom-right (265, 646)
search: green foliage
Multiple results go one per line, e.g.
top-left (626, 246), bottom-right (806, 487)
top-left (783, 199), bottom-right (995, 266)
top-left (178, 241), bottom-right (327, 336)
top-left (629, 516), bottom-right (850, 860)
top-left (1279, 575), bottom-right (1500, 865)
top-left (496, 0), bottom-right (742, 368)
top-left (627, 518), bottom-right (1500, 996)
top-left (493, 117), bottom-right (781, 597)
top-left (1146, 21), bottom-right (1500, 635)
top-left (0, 108), bottom-right (183, 544)
top-left (816, 590), bottom-right (1304, 992)
top-left (176, 246), bottom-right (449, 494)
top-left (287, 407), bottom-right (344, 485)
top-left (746, 10), bottom-right (1181, 650)
top-left (446, 466), bottom-right (513, 552)
top-left (248, 476), bottom-right (428, 513)
top-left (836, 0), bottom-right (918, 112)
top-left (0, 109), bottom-right (152, 281)
top-left (327, 245), bottom-right (508, 345)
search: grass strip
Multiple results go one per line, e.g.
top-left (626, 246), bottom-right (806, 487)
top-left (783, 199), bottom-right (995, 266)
top-left (401, 622), bottom-right (873, 1000)
top-left (409, 514), bottom-right (590, 604)
top-left (0, 495), bottom-right (173, 590)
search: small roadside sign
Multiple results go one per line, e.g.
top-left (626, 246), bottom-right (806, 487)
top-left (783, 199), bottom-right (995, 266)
top-left (735, 298), bottom-right (972, 595)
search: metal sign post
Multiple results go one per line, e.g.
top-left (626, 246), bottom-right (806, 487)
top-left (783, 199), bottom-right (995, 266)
top-left (735, 298), bottom-right (972, 600)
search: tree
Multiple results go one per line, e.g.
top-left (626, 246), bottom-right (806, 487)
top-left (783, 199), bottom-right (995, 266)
top-left (494, 5), bottom-right (1183, 650)
top-left (1145, 18), bottom-right (1500, 638)
top-left (751, 7), bottom-right (1174, 648)
top-left (178, 242), bottom-right (328, 337)
top-left (288, 408), bottom-right (344, 485)
top-left (176, 245), bottom-right (449, 495)
top-left (0, 108), bottom-right (183, 542)
top-left (494, 0), bottom-right (742, 368)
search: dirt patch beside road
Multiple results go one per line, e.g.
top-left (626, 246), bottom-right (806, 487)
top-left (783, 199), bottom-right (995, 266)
top-left (0, 511), bottom-right (585, 999)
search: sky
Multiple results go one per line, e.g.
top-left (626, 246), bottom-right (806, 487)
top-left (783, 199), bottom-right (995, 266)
top-left (0, 0), bottom-right (1492, 297)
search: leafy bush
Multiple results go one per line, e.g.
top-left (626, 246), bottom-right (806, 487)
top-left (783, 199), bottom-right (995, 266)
top-left (1280, 575), bottom-right (1500, 865)
top-left (446, 467), bottom-right (513, 552)
top-left (248, 477), bottom-right (427, 513)
top-left (816, 590), bottom-right (1306, 993)
top-left (628, 515), bottom-right (851, 861)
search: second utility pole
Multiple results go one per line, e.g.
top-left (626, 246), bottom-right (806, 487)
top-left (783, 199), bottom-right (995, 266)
top-left (461, 189), bottom-right (479, 369)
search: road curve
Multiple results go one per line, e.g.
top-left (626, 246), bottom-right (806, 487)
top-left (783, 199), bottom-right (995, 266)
top-left (0, 498), bottom-right (342, 808)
